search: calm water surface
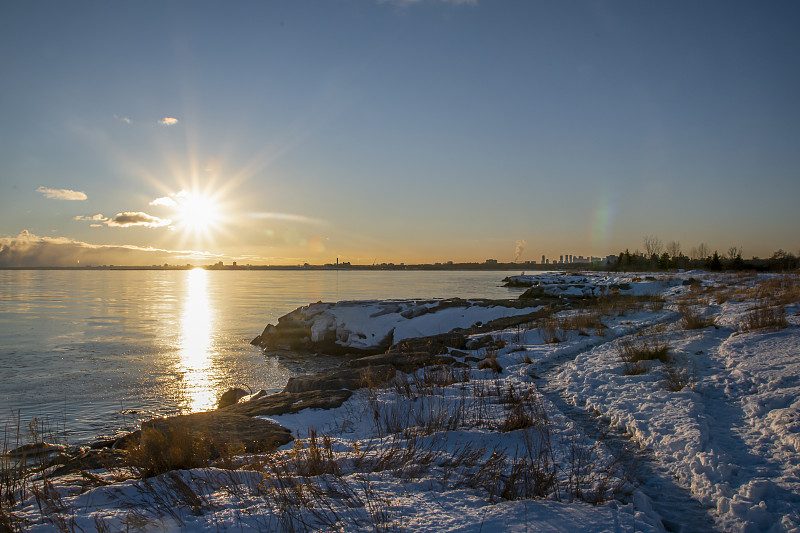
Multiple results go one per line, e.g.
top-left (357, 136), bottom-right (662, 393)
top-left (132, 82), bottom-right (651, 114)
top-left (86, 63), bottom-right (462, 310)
top-left (0, 269), bottom-right (528, 443)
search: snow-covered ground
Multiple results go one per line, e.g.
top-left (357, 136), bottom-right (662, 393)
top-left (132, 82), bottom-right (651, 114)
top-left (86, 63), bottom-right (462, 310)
top-left (4, 271), bottom-right (799, 532)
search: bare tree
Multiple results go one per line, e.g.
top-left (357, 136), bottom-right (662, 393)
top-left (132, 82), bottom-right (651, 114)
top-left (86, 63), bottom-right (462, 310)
top-left (666, 241), bottom-right (681, 259)
top-left (643, 235), bottom-right (663, 258)
top-left (696, 242), bottom-right (710, 260)
top-left (727, 246), bottom-right (742, 261)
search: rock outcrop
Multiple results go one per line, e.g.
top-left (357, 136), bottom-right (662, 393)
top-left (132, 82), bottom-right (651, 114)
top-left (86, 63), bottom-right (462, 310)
top-left (282, 365), bottom-right (396, 393)
top-left (141, 411), bottom-right (293, 454)
top-left (251, 298), bottom-right (545, 355)
top-left (505, 272), bottom-right (681, 299)
top-left (224, 389), bottom-right (354, 418)
top-left (217, 387), bottom-right (250, 409)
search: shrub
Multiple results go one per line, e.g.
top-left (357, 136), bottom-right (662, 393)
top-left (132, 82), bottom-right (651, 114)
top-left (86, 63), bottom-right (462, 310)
top-left (126, 424), bottom-right (213, 478)
top-left (740, 304), bottom-right (788, 332)
top-left (477, 348), bottom-right (502, 374)
top-left (563, 310), bottom-right (606, 336)
top-left (647, 294), bottom-right (665, 312)
top-left (755, 276), bottom-right (800, 306)
top-left (678, 304), bottom-right (715, 330)
top-left (617, 336), bottom-right (670, 375)
top-left (538, 316), bottom-right (566, 344)
top-left (500, 385), bottom-right (548, 433)
top-left (661, 358), bottom-right (696, 391)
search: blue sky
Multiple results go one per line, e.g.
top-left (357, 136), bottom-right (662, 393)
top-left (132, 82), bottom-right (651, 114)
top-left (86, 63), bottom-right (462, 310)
top-left (1, 0), bottom-right (798, 266)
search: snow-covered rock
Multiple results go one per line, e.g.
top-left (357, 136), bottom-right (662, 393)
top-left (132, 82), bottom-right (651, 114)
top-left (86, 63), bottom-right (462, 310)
top-left (505, 271), bottom-right (683, 298)
top-left (252, 298), bottom-right (544, 354)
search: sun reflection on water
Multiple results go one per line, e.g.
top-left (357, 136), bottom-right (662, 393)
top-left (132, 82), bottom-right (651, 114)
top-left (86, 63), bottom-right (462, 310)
top-left (179, 268), bottom-right (216, 412)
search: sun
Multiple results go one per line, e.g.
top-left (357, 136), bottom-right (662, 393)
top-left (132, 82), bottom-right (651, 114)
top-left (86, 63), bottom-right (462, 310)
top-left (174, 191), bottom-right (220, 236)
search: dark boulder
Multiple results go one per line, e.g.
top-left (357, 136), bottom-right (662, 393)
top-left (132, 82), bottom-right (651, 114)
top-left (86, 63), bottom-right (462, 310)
top-left (520, 286), bottom-right (546, 298)
top-left (217, 387), bottom-right (250, 409)
top-left (344, 351), bottom-right (456, 374)
top-left (141, 411), bottom-right (293, 454)
top-left (282, 365), bottom-right (396, 393)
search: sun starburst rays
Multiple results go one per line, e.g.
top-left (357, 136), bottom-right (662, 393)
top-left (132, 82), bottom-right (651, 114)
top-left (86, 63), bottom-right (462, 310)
top-left (174, 190), bottom-right (219, 235)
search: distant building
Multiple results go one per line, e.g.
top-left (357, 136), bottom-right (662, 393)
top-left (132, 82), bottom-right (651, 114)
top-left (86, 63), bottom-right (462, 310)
top-left (541, 255), bottom-right (546, 264)
top-left (485, 259), bottom-right (498, 265)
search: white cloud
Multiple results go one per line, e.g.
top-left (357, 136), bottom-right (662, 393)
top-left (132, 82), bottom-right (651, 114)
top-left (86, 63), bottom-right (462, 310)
top-left (114, 114), bottom-right (132, 124)
top-left (150, 195), bottom-right (178, 207)
top-left (107, 212), bottom-right (172, 228)
top-left (37, 186), bottom-right (87, 201)
top-left (0, 230), bottom-right (220, 267)
top-left (158, 117), bottom-right (179, 126)
top-left (74, 214), bottom-right (108, 222)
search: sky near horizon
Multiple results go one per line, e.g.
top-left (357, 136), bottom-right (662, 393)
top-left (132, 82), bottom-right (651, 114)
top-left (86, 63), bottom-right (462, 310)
top-left (1, 1), bottom-right (798, 267)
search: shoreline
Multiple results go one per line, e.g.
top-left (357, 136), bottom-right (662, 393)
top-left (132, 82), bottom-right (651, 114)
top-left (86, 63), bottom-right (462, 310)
top-left (4, 271), bottom-right (799, 532)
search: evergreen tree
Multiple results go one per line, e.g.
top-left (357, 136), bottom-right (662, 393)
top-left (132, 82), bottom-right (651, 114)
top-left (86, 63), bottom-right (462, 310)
top-left (659, 252), bottom-right (670, 269)
top-left (709, 251), bottom-right (723, 271)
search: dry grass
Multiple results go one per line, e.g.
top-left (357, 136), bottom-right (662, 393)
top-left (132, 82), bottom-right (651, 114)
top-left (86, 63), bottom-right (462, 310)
top-left (677, 304), bottom-right (716, 330)
top-left (537, 316), bottom-right (567, 344)
top-left (618, 335), bottom-right (670, 375)
top-left (647, 294), bottom-right (666, 312)
top-left (739, 304), bottom-right (789, 332)
top-left (534, 309), bottom-right (607, 342)
top-left (125, 423), bottom-right (214, 478)
top-left (500, 385), bottom-right (548, 433)
top-left (592, 294), bottom-right (646, 316)
top-left (562, 310), bottom-right (607, 336)
top-left (1, 417), bottom-right (74, 532)
top-left (754, 276), bottom-right (800, 306)
top-left (477, 348), bottom-right (503, 374)
top-left (710, 274), bottom-right (800, 307)
top-left (661, 358), bottom-right (696, 392)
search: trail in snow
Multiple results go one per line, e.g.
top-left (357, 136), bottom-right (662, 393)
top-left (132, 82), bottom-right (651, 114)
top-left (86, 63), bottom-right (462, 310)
top-left (530, 323), bottom-right (720, 533)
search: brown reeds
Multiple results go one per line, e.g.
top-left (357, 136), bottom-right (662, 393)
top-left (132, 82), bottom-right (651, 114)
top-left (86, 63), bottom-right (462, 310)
top-left (617, 335), bottom-right (670, 375)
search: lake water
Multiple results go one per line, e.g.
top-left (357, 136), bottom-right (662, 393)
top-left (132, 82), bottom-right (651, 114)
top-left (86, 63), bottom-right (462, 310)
top-left (0, 269), bottom-right (529, 444)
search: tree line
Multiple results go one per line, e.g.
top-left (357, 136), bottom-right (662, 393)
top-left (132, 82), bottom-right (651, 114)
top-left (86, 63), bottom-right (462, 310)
top-left (609, 236), bottom-right (799, 272)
